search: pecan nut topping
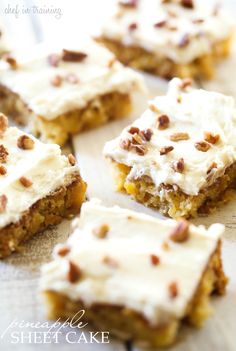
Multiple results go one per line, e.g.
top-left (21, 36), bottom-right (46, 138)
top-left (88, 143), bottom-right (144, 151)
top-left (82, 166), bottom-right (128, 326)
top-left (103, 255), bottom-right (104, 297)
top-left (62, 49), bottom-right (87, 62)
top-left (119, 0), bottom-right (138, 8)
top-left (93, 224), bottom-right (109, 239)
top-left (170, 220), bottom-right (190, 243)
top-left (172, 158), bottom-right (185, 173)
top-left (68, 154), bottom-right (76, 166)
top-left (168, 281), bottom-right (178, 299)
top-left (17, 135), bottom-right (35, 150)
top-left (157, 115), bottom-right (170, 130)
top-left (204, 132), bottom-right (220, 145)
top-left (67, 261), bottom-right (82, 283)
top-left (170, 132), bottom-right (189, 142)
top-left (19, 176), bottom-right (33, 188)
top-left (0, 165), bottom-right (7, 175)
top-left (195, 141), bottom-right (211, 152)
top-left (150, 254), bottom-right (160, 265)
top-left (160, 146), bottom-right (174, 155)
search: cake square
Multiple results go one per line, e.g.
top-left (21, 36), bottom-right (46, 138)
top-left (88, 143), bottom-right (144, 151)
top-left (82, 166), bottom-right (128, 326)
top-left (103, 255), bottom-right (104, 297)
top-left (41, 199), bottom-right (227, 348)
top-left (0, 39), bottom-right (145, 146)
top-left (98, 0), bottom-right (233, 79)
top-left (104, 78), bottom-right (236, 218)
top-left (0, 114), bottom-right (86, 258)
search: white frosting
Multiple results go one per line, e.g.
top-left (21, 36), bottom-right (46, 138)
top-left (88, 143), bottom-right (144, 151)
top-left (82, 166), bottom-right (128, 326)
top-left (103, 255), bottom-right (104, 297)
top-left (0, 127), bottom-right (79, 228)
top-left (101, 0), bottom-right (233, 64)
top-left (41, 199), bottom-right (224, 326)
top-left (0, 39), bottom-right (145, 120)
top-left (104, 78), bottom-right (236, 196)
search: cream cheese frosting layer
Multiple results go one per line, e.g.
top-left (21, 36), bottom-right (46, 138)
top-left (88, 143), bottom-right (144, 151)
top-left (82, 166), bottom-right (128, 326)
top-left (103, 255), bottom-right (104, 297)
top-left (0, 39), bottom-right (145, 120)
top-left (104, 78), bottom-right (236, 196)
top-left (0, 126), bottom-right (78, 228)
top-left (41, 199), bottom-right (224, 326)
top-left (101, 0), bottom-right (233, 64)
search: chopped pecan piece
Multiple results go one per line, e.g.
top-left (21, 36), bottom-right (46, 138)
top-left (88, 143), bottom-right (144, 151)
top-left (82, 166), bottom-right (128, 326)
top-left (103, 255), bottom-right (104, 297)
top-left (157, 115), bottom-right (170, 130)
top-left (103, 256), bottom-right (119, 268)
top-left (170, 132), bottom-right (189, 142)
top-left (181, 0), bottom-right (194, 9)
top-left (119, 0), bottom-right (138, 8)
top-left (204, 132), bottom-right (220, 145)
top-left (162, 241), bottom-right (170, 250)
top-left (62, 49), bottom-right (87, 62)
top-left (50, 75), bottom-right (62, 87)
top-left (0, 165), bottom-right (7, 175)
top-left (0, 194), bottom-right (7, 213)
top-left (128, 22), bottom-right (138, 31)
top-left (132, 133), bottom-right (143, 145)
top-left (149, 104), bottom-right (158, 113)
top-left (0, 145), bottom-right (8, 163)
top-left (154, 20), bottom-right (167, 28)
top-left (19, 176), bottom-right (33, 188)
top-left (207, 162), bottom-right (217, 174)
top-left (65, 73), bottom-right (79, 84)
top-left (17, 135), bottom-right (35, 150)
top-left (168, 281), bottom-right (178, 299)
top-left (48, 53), bottom-right (61, 67)
top-left (120, 139), bottom-right (131, 150)
top-left (178, 34), bottom-right (190, 48)
top-left (3, 54), bottom-right (18, 69)
top-left (160, 146), bottom-right (174, 155)
top-left (150, 254), bottom-right (160, 265)
top-left (172, 158), bottom-right (185, 173)
top-left (140, 128), bottom-right (153, 142)
top-left (134, 144), bottom-right (147, 156)
top-left (180, 78), bottom-right (192, 89)
top-left (0, 113), bottom-right (8, 136)
top-left (192, 18), bottom-right (205, 24)
top-left (93, 224), bottom-right (109, 239)
top-left (170, 220), bottom-right (190, 243)
top-left (128, 126), bottom-right (140, 135)
top-left (195, 141), bottom-right (211, 152)
top-left (67, 260), bottom-right (82, 283)
top-left (57, 246), bottom-right (70, 257)
top-left (68, 154), bottom-right (76, 166)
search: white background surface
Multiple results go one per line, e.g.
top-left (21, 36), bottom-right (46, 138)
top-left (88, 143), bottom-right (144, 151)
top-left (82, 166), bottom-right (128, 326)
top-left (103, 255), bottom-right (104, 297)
top-left (0, 1), bottom-right (236, 351)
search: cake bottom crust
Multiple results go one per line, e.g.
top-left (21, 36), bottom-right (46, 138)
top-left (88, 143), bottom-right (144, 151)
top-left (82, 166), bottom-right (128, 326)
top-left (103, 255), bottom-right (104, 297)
top-left (0, 86), bottom-right (132, 146)
top-left (110, 161), bottom-right (236, 219)
top-left (97, 36), bottom-right (232, 80)
top-left (0, 173), bottom-right (87, 258)
top-left (43, 242), bottom-right (227, 348)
